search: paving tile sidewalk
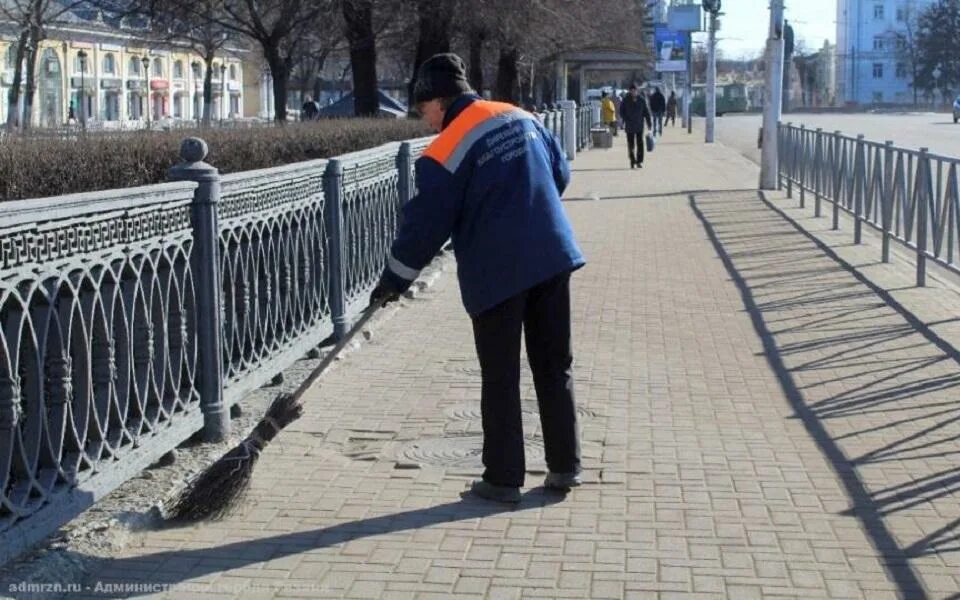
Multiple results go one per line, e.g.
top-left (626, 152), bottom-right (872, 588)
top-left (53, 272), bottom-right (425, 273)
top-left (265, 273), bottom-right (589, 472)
top-left (62, 131), bottom-right (960, 599)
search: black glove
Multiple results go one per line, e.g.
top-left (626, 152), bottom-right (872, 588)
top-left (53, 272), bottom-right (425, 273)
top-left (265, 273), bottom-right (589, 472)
top-left (369, 276), bottom-right (401, 308)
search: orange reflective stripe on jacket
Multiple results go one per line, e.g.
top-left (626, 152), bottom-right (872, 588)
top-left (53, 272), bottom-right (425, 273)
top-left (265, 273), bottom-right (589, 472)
top-left (423, 100), bottom-right (518, 167)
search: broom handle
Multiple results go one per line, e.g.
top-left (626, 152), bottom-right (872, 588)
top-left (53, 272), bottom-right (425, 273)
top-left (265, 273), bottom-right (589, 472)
top-left (288, 302), bottom-right (384, 401)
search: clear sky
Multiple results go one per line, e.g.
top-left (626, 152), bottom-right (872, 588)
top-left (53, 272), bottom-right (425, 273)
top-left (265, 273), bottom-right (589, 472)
top-left (709, 0), bottom-right (837, 59)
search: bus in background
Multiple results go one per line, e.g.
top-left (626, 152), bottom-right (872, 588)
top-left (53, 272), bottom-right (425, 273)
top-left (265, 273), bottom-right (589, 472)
top-left (690, 82), bottom-right (748, 116)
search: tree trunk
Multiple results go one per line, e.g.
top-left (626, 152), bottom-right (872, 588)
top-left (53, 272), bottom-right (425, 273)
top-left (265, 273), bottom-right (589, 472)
top-left (407, 0), bottom-right (453, 111)
top-left (202, 55), bottom-right (214, 127)
top-left (494, 47), bottom-right (519, 104)
top-left (260, 43), bottom-right (290, 122)
top-left (343, 0), bottom-right (378, 117)
top-left (468, 27), bottom-right (485, 95)
top-left (22, 34), bottom-right (40, 131)
top-left (5, 30), bottom-right (29, 131)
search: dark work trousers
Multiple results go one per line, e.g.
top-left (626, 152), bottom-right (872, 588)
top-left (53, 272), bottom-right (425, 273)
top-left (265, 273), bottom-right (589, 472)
top-left (626, 130), bottom-right (645, 166)
top-left (471, 271), bottom-right (581, 487)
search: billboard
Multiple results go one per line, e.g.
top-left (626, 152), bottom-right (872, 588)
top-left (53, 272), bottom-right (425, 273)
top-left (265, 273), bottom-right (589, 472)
top-left (655, 27), bottom-right (688, 73)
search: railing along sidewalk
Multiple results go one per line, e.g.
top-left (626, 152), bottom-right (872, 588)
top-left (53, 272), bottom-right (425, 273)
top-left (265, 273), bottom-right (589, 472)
top-left (778, 122), bottom-right (960, 286)
top-left (0, 103), bottom-right (592, 566)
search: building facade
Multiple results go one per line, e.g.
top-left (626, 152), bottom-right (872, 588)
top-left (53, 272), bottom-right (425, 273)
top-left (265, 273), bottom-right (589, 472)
top-left (836, 0), bottom-right (933, 105)
top-left (794, 41), bottom-right (838, 107)
top-left (0, 11), bottom-right (245, 128)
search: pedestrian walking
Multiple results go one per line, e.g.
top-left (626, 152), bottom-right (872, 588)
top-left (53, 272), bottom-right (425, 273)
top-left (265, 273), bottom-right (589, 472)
top-left (370, 53), bottom-right (586, 504)
top-left (618, 83), bottom-right (653, 169)
top-left (666, 91), bottom-right (678, 127)
top-left (301, 97), bottom-right (319, 121)
top-left (601, 91), bottom-right (617, 137)
top-left (649, 87), bottom-right (666, 136)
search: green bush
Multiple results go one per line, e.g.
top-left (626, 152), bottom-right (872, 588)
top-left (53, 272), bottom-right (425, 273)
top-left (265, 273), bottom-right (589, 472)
top-left (0, 119), bottom-right (430, 201)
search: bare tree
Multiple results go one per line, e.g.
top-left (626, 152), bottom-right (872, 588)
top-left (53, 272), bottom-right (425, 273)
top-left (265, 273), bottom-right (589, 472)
top-left (457, 0), bottom-right (650, 104)
top-left (894, 1), bottom-right (922, 107)
top-left (915, 0), bottom-right (960, 108)
top-left (406, 0), bottom-right (454, 109)
top-left (0, 0), bottom-right (86, 130)
top-left (211, 0), bottom-right (336, 122)
top-left (342, 0), bottom-right (378, 115)
top-left (288, 23), bottom-right (347, 108)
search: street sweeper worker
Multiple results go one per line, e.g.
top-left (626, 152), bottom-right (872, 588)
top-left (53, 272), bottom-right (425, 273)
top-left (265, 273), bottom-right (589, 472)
top-left (370, 53), bottom-right (586, 504)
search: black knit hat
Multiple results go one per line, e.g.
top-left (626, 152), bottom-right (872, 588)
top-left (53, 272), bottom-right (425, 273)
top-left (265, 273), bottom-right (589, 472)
top-left (413, 53), bottom-right (473, 104)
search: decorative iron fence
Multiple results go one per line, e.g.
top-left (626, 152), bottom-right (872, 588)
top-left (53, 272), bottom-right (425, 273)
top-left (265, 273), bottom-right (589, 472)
top-left (0, 104), bottom-right (592, 565)
top-left (537, 108), bottom-right (564, 142)
top-left (779, 123), bottom-right (960, 285)
top-left (0, 181), bottom-right (204, 564)
top-left (576, 104), bottom-right (592, 152)
top-left (0, 134), bottom-right (431, 565)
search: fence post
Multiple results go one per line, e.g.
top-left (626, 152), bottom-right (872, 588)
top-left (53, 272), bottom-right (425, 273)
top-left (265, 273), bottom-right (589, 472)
top-left (776, 122), bottom-right (784, 191)
top-left (854, 134), bottom-right (865, 244)
top-left (798, 124), bottom-right (807, 208)
top-left (882, 141), bottom-right (894, 263)
top-left (917, 148), bottom-right (930, 286)
top-left (324, 159), bottom-right (349, 339)
top-left (833, 131), bottom-right (842, 231)
top-left (167, 137), bottom-right (228, 442)
top-left (813, 128), bottom-right (823, 217)
top-left (559, 100), bottom-right (577, 160)
top-left (785, 122), bottom-right (793, 198)
top-left (395, 142), bottom-right (413, 235)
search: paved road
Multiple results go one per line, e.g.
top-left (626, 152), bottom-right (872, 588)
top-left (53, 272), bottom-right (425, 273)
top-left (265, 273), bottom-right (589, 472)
top-left (61, 133), bottom-right (960, 599)
top-left (703, 113), bottom-right (960, 165)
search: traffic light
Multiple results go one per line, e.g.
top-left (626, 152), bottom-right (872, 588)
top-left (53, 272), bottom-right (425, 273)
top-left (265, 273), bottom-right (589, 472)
top-left (702, 0), bottom-right (721, 14)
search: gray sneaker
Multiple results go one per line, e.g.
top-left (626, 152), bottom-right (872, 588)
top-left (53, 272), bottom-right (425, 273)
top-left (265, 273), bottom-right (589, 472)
top-left (544, 472), bottom-right (582, 491)
top-left (469, 480), bottom-right (521, 504)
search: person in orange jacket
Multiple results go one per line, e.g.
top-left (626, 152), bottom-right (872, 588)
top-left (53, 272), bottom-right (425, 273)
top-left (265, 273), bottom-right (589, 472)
top-left (371, 54), bottom-right (585, 503)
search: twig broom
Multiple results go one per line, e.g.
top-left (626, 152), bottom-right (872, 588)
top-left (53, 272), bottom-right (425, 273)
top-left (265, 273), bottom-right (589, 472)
top-left (164, 305), bottom-right (383, 523)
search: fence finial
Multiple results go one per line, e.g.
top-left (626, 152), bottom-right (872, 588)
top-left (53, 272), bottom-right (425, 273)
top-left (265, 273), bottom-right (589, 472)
top-left (180, 137), bottom-right (209, 163)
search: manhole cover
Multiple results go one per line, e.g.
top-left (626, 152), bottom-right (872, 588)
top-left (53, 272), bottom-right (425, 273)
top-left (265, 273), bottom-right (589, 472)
top-left (396, 435), bottom-right (545, 470)
top-left (443, 359), bottom-right (482, 377)
top-left (444, 402), bottom-right (597, 421)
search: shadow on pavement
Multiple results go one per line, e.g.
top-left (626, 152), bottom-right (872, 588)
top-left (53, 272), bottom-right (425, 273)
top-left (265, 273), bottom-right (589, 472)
top-left (70, 489), bottom-right (564, 598)
top-left (689, 190), bottom-right (960, 600)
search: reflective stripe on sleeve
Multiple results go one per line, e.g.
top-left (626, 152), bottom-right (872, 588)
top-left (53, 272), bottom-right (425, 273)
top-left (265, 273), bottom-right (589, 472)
top-left (388, 252), bottom-right (421, 281)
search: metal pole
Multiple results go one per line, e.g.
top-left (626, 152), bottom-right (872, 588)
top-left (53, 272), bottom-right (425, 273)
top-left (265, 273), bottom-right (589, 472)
top-left (705, 9), bottom-right (717, 144)
top-left (167, 137), bottom-right (229, 442)
top-left (686, 31), bottom-right (693, 135)
top-left (760, 0), bottom-right (786, 189)
top-left (80, 61), bottom-right (86, 131)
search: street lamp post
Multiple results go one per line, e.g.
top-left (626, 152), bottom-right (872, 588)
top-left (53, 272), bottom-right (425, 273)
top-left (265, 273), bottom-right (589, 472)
top-left (77, 49), bottom-right (87, 131)
top-left (142, 56), bottom-right (150, 129)
top-left (760, 0), bottom-right (786, 190)
top-left (703, 0), bottom-right (721, 144)
top-left (220, 63), bottom-right (227, 125)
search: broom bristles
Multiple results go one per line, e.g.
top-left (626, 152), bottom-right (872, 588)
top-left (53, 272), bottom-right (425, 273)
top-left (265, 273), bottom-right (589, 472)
top-left (164, 392), bottom-right (304, 523)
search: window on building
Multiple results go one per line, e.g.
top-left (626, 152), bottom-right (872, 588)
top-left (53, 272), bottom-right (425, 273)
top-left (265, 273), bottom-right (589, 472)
top-left (191, 62), bottom-right (202, 79)
top-left (873, 91), bottom-right (884, 103)
top-left (873, 63), bottom-right (884, 79)
top-left (73, 53), bottom-right (86, 73)
top-left (213, 63), bottom-right (221, 80)
top-left (873, 36), bottom-right (885, 51)
top-left (128, 56), bottom-right (141, 76)
top-left (874, 4), bottom-right (884, 19)
top-left (896, 62), bottom-right (907, 78)
top-left (5, 46), bottom-right (16, 70)
top-left (173, 60), bottom-right (184, 79)
top-left (895, 36), bottom-right (907, 50)
top-left (229, 64), bottom-right (237, 81)
top-left (896, 8), bottom-right (905, 21)
top-left (102, 53), bottom-right (115, 74)
top-left (152, 57), bottom-right (163, 77)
